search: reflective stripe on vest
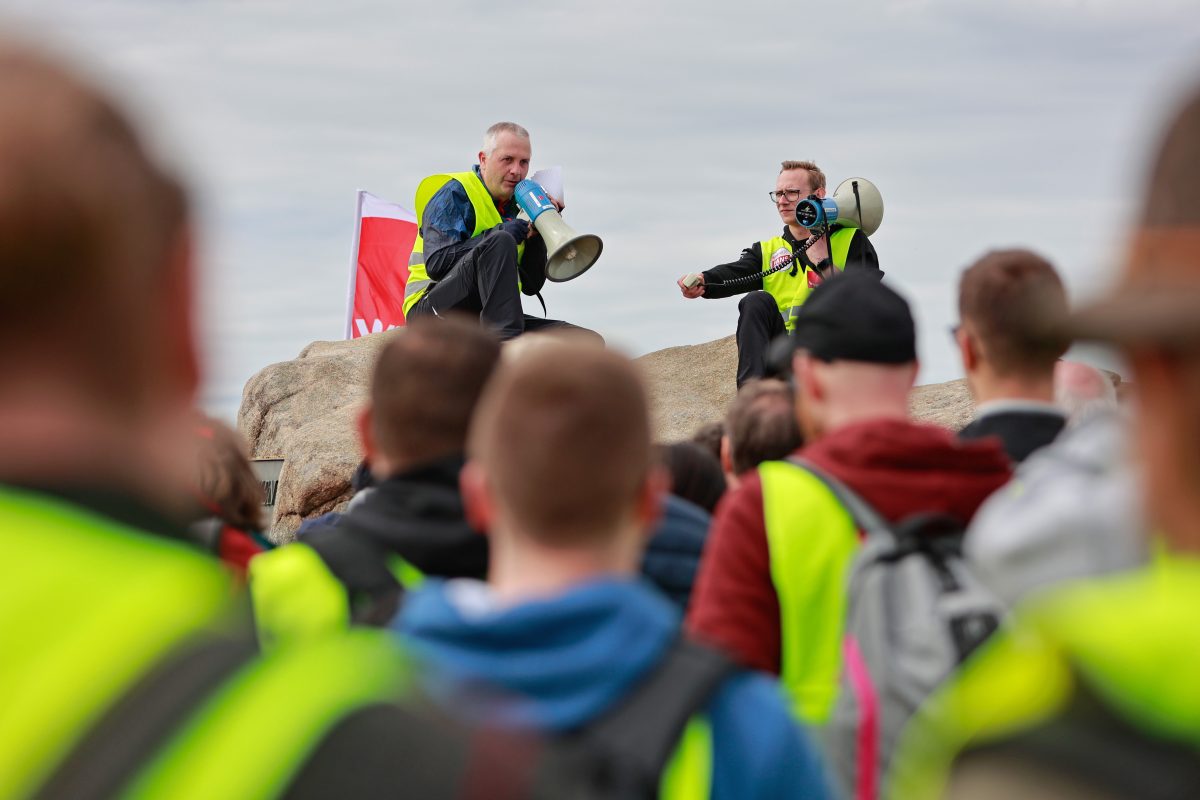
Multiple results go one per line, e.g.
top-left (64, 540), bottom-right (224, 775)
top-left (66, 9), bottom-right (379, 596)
top-left (387, 552), bottom-right (426, 590)
top-left (759, 228), bottom-right (857, 332)
top-left (122, 629), bottom-right (414, 800)
top-left (759, 460), bottom-right (860, 724)
top-left (249, 543), bottom-right (427, 648)
top-left (0, 487), bottom-right (235, 799)
top-left (248, 543), bottom-right (351, 649)
top-left (403, 170), bottom-right (525, 315)
top-left (659, 716), bottom-right (713, 800)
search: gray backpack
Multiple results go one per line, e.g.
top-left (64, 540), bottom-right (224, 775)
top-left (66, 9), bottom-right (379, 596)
top-left (795, 459), bottom-right (1004, 800)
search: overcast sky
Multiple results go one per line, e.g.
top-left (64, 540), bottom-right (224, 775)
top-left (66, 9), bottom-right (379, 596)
top-left (6, 0), bottom-right (1199, 421)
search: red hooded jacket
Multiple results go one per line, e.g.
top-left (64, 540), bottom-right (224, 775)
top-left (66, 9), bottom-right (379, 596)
top-left (687, 417), bottom-right (1011, 674)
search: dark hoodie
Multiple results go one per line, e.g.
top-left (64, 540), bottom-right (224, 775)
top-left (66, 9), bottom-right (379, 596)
top-left (305, 454), bottom-right (487, 584)
top-left (251, 454), bottom-right (486, 638)
top-left (688, 418), bottom-right (1011, 674)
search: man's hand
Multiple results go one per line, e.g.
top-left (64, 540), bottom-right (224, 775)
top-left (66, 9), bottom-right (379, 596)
top-left (678, 273), bottom-right (706, 298)
top-left (497, 218), bottom-right (531, 242)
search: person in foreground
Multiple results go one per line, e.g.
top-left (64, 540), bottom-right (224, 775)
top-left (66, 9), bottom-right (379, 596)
top-left (890, 80), bottom-right (1200, 800)
top-left (395, 341), bottom-right (832, 799)
top-left (250, 315), bottom-right (499, 646)
top-left (687, 273), bottom-right (1011, 726)
top-left (0, 35), bottom-right (521, 800)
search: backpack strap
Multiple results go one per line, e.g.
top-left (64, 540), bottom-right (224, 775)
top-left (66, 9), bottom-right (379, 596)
top-left (37, 628), bottom-right (259, 799)
top-left (305, 527), bottom-right (405, 626)
top-left (786, 456), bottom-right (892, 537)
top-left (535, 637), bottom-right (736, 798)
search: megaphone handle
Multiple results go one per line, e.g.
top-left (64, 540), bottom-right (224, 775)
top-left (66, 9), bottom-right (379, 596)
top-left (851, 181), bottom-right (866, 271)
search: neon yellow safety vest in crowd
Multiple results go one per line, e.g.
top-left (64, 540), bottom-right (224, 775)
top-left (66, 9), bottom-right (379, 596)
top-left (889, 556), bottom-right (1200, 800)
top-left (660, 717), bottom-right (713, 800)
top-left (760, 227), bottom-right (856, 332)
top-left (249, 542), bottom-right (425, 649)
top-left (403, 170), bottom-right (526, 316)
top-left (759, 460), bottom-right (861, 725)
top-left (0, 486), bottom-right (416, 800)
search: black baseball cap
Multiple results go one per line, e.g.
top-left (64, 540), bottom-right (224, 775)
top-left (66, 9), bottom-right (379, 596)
top-left (777, 272), bottom-right (917, 366)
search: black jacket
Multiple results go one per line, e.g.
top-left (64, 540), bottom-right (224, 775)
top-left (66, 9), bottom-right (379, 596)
top-left (959, 409), bottom-right (1068, 464)
top-left (303, 454), bottom-right (487, 624)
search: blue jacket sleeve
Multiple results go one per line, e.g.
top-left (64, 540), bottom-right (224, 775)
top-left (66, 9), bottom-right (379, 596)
top-left (422, 181), bottom-right (480, 280)
top-left (707, 673), bottom-right (834, 799)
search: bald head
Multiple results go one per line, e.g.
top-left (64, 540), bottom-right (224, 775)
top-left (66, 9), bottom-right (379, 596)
top-left (1054, 361), bottom-right (1118, 423)
top-left (469, 342), bottom-right (653, 545)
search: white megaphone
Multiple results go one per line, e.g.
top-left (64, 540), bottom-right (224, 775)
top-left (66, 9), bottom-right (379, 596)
top-left (795, 177), bottom-right (885, 237)
top-left (514, 179), bottom-right (603, 282)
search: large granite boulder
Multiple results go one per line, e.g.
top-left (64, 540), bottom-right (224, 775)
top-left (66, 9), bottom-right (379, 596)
top-left (638, 334), bottom-right (976, 441)
top-left (240, 332), bottom-right (977, 540)
top-left (238, 332), bottom-right (395, 541)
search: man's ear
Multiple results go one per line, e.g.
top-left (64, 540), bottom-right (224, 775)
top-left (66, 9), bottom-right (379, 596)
top-left (798, 354), bottom-right (825, 403)
top-left (636, 464), bottom-right (670, 540)
top-left (719, 434), bottom-right (733, 475)
top-left (459, 460), bottom-right (494, 535)
top-left (815, 187), bottom-right (827, 199)
top-left (958, 326), bottom-right (978, 373)
top-left (906, 359), bottom-right (921, 390)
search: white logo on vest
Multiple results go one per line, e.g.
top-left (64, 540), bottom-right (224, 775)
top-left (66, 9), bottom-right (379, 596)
top-left (770, 247), bottom-right (792, 272)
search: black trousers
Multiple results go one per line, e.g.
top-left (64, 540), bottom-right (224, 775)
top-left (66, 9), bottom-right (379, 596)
top-left (410, 230), bottom-right (599, 342)
top-left (735, 290), bottom-right (786, 388)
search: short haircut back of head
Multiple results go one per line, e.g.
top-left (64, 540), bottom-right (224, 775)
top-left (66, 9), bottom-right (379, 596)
top-left (958, 249), bottom-right (1069, 376)
top-left (725, 379), bottom-right (802, 475)
top-left (657, 441), bottom-right (726, 515)
top-left (470, 342), bottom-right (652, 545)
top-left (371, 315), bottom-right (501, 466)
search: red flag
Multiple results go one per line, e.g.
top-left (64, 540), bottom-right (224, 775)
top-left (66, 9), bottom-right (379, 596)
top-left (345, 190), bottom-right (418, 339)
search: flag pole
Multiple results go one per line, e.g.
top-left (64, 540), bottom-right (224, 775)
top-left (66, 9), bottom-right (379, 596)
top-left (344, 190), bottom-right (366, 340)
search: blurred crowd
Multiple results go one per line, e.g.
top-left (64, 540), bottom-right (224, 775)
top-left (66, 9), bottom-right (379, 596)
top-left (3, 32), bottom-right (1199, 800)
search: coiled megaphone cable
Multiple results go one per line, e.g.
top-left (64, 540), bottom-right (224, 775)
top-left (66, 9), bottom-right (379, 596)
top-left (701, 233), bottom-right (824, 289)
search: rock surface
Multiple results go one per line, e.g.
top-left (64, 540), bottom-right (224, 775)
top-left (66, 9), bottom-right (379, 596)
top-left (240, 332), bottom-right (977, 540)
top-left (640, 334), bottom-right (977, 441)
top-left (238, 332), bottom-right (395, 541)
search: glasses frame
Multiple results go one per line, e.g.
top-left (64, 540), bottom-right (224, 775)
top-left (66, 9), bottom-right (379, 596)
top-left (768, 189), bottom-right (804, 204)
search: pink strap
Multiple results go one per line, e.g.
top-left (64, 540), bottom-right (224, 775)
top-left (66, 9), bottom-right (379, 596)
top-left (844, 636), bottom-right (879, 800)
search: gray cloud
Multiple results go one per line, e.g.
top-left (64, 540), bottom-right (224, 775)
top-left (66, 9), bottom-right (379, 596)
top-left (4, 0), bottom-right (1198, 419)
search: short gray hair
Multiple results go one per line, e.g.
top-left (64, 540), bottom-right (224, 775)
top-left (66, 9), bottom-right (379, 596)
top-left (482, 121), bottom-right (530, 156)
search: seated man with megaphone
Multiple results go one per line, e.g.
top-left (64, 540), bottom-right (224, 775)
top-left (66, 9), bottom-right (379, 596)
top-left (404, 121), bottom-right (599, 340)
top-left (678, 160), bottom-right (882, 387)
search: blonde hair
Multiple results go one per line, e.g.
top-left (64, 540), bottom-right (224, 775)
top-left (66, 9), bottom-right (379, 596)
top-left (779, 160), bottom-right (826, 192)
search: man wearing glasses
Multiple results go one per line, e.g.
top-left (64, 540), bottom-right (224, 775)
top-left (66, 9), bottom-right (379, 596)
top-left (677, 160), bottom-right (880, 387)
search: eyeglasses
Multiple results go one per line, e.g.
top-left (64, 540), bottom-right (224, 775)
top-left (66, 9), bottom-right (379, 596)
top-left (768, 189), bottom-right (804, 204)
